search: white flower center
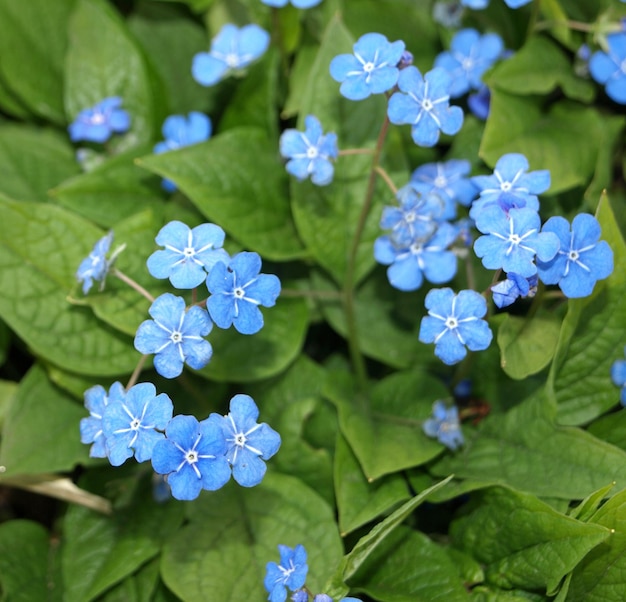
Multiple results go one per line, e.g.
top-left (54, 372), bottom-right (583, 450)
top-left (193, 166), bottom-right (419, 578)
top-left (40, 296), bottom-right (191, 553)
top-left (568, 249), bottom-right (579, 261)
top-left (422, 98), bottom-right (433, 111)
top-left (183, 246), bottom-right (195, 258)
top-left (91, 112), bottom-right (106, 125)
top-left (501, 181), bottom-right (512, 192)
top-left (234, 432), bottom-right (246, 447)
top-left (461, 57), bottom-right (474, 71)
top-left (234, 287), bottom-right (245, 299)
top-left (225, 53), bottom-right (239, 68)
top-left (405, 211), bottom-right (416, 223)
top-left (434, 175), bottom-right (447, 188)
top-left (186, 450), bottom-right (198, 464)
top-left (445, 316), bottom-right (458, 330)
top-left (170, 331), bottom-right (183, 344)
top-left (306, 146), bottom-right (318, 159)
top-left (362, 61), bottom-right (375, 73)
top-left (509, 234), bottom-right (521, 245)
top-left (130, 418), bottom-right (141, 430)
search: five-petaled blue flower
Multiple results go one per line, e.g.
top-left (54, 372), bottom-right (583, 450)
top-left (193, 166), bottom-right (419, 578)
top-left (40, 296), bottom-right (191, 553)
top-left (611, 347), bottom-right (626, 406)
top-left (206, 252), bottom-right (281, 335)
top-left (80, 382), bottom-right (126, 458)
top-left (374, 221), bottom-right (458, 292)
top-left (265, 544), bottom-right (309, 602)
top-left (329, 33), bottom-right (405, 101)
top-left (474, 207), bottom-right (559, 277)
top-left (134, 293), bottom-right (214, 379)
top-left (419, 288), bottom-right (493, 365)
top-left (147, 221), bottom-right (229, 289)
top-left (434, 28), bottom-right (503, 98)
top-left (491, 273), bottom-right (538, 308)
top-left (101, 382), bottom-right (173, 466)
top-left (214, 394), bottom-right (281, 487)
top-left (68, 97), bottom-right (131, 143)
top-left (589, 32), bottom-right (626, 105)
top-left (387, 66), bottom-right (464, 147)
top-left (279, 115), bottom-right (338, 186)
top-left (461, 0), bottom-right (532, 7)
top-left (536, 213), bottom-right (614, 298)
top-left (76, 232), bottom-right (114, 294)
top-left (423, 400), bottom-right (464, 450)
top-left (192, 23), bottom-right (270, 87)
top-left (154, 112), bottom-right (212, 192)
top-left (151, 414), bottom-right (231, 500)
top-left (260, 0), bottom-right (322, 7)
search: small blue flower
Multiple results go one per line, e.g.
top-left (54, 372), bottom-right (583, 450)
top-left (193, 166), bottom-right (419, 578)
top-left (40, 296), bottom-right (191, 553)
top-left (536, 214), bottom-right (614, 298)
top-left (151, 414), bottom-right (231, 500)
top-left (611, 347), bottom-right (626, 406)
top-left (423, 400), bottom-right (464, 450)
top-left (468, 84), bottom-right (491, 120)
top-left (419, 288), bottom-right (493, 365)
top-left (491, 273), bottom-right (537, 308)
top-left (192, 24), bottom-right (270, 87)
top-left (291, 591), bottom-right (309, 602)
top-left (374, 222), bottom-right (459, 292)
top-left (214, 394), bottom-right (281, 487)
top-left (461, 0), bottom-right (532, 7)
top-left (147, 221), bottom-right (229, 289)
top-left (432, 1), bottom-right (464, 29)
top-left (411, 159), bottom-right (478, 211)
top-left (279, 115), bottom-right (338, 186)
top-left (474, 207), bottom-right (559, 277)
top-left (68, 97), bottom-right (131, 143)
top-left (329, 33), bottom-right (405, 101)
top-left (76, 232), bottom-right (113, 294)
top-left (589, 32), bottom-right (626, 104)
top-left (261, 0), bottom-right (322, 7)
top-left (154, 112), bottom-right (212, 193)
top-left (387, 66), bottom-right (464, 147)
top-left (80, 382), bottom-right (126, 458)
top-left (102, 382), bottom-right (173, 466)
top-left (206, 252), bottom-right (281, 335)
top-left (134, 293), bottom-right (213, 379)
top-left (265, 544), bottom-right (308, 602)
top-left (434, 29), bottom-right (503, 98)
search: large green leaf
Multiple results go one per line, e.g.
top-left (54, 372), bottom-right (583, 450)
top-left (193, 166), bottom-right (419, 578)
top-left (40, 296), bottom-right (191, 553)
top-left (0, 197), bottom-right (138, 376)
top-left (136, 128), bottom-right (305, 261)
top-left (451, 486), bottom-right (609, 592)
top-left (0, 0), bottom-right (74, 124)
top-left (549, 195), bottom-right (626, 425)
top-left (161, 472), bottom-right (343, 602)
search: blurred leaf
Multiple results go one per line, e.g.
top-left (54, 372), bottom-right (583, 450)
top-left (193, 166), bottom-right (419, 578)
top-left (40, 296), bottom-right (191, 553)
top-left (588, 409), bottom-right (626, 451)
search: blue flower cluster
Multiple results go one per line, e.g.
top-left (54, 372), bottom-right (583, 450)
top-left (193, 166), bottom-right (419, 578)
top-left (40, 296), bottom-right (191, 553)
top-left (423, 400), bottom-right (464, 450)
top-left (589, 32), bottom-right (626, 105)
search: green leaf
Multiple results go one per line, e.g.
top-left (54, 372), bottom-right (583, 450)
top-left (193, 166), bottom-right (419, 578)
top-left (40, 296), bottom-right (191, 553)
top-left (550, 194), bottom-right (626, 425)
top-left (0, 378), bottom-right (17, 431)
top-left (0, 197), bottom-right (138, 376)
top-left (587, 409), bottom-right (626, 451)
top-left (335, 432), bottom-right (410, 536)
top-left (485, 35), bottom-right (594, 102)
top-left (324, 369), bottom-right (449, 480)
top-left (161, 472), bottom-right (343, 602)
top-left (0, 124), bottom-right (79, 203)
top-left (566, 488), bottom-right (626, 601)
top-left (431, 391), bottom-right (626, 500)
top-left (568, 481), bottom-right (616, 522)
top-left (481, 92), bottom-right (602, 195)
top-left (0, 365), bottom-right (88, 476)
top-left (0, 0), bottom-right (74, 124)
top-left (451, 486), bottom-right (610, 592)
top-left (497, 310), bottom-right (561, 380)
top-left (136, 128), bottom-right (305, 261)
top-left (65, 0), bottom-right (164, 147)
top-left (61, 477), bottom-right (185, 602)
top-left (0, 520), bottom-right (61, 601)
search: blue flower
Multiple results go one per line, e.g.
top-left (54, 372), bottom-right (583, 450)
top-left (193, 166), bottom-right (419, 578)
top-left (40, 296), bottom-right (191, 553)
top-left (411, 159), bottom-right (478, 211)
top-left (292, 591), bottom-right (308, 602)
top-left (611, 348), bottom-right (626, 406)
top-left (80, 382), bottom-right (126, 458)
top-left (423, 401), bottom-right (464, 450)
top-left (468, 84), bottom-right (491, 120)
top-left (101, 382), bottom-right (173, 466)
top-left (387, 66), bottom-right (464, 147)
top-left (154, 112), bottom-right (212, 193)
top-left (265, 544), bottom-right (308, 602)
top-left (589, 33), bottom-right (626, 104)
top-left (419, 288), bottom-right (493, 365)
top-left (147, 221), bottom-right (229, 289)
top-left (214, 394), bottom-right (281, 487)
top-left (491, 273), bottom-right (537, 308)
top-left (68, 97), bottom-right (131, 143)
top-left (329, 33), bottom-right (405, 101)
top-left (470, 153), bottom-right (550, 216)
top-left (461, 0), bottom-right (532, 7)
top-left (536, 213), bottom-right (614, 298)
top-left (279, 115), bottom-right (338, 186)
top-left (206, 252), bottom-right (281, 335)
top-left (474, 207), bottom-right (559, 277)
top-left (151, 414), bottom-right (231, 500)
top-left (434, 29), bottom-right (503, 98)
top-left (134, 293), bottom-right (213, 379)
top-left (261, 0), bottom-right (322, 7)
top-left (432, 1), bottom-right (464, 28)
top-left (76, 232), bottom-right (113, 294)
top-left (374, 222), bottom-right (458, 291)
top-left (312, 596), bottom-right (362, 602)
top-left (192, 24), bottom-right (270, 87)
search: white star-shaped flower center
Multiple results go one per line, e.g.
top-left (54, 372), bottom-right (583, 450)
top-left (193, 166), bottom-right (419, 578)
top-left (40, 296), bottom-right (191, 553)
top-left (170, 331), bottom-right (183, 344)
top-left (509, 233), bottom-right (521, 245)
top-left (186, 450), bottom-right (198, 464)
top-left (234, 286), bottom-right (245, 299)
top-left (183, 246), bottom-right (195, 258)
top-left (501, 181), bottom-right (512, 192)
top-left (421, 98), bottom-right (434, 111)
top-left (445, 316), bottom-right (458, 330)
top-left (130, 418), bottom-right (141, 430)
top-left (225, 53), bottom-right (239, 68)
top-left (434, 175), bottom-right (447, 188)
top-left (362, 61), bottom-right (375, 73)
top-left (306, 146), bottom-right (319, 159)
top-left (234, 432), bottom-right (247, 447)
top-left (405, 211), bottom-right (416, 223)
top-left (568, 249), bottom-right (580, 262)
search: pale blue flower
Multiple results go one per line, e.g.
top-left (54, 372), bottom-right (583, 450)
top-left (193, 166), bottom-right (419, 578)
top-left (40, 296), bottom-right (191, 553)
top-left (423, 400), bottom-right (464, 450)
top-left (265, 545), bottom-right (308, 602)
top-left (68, 97), bottom-right (130, 143)
top-left (76, 232), bottom-right (113, 294)
top-left (411, 159), bottom-right (477, 212)
top-left (491, 273), bottom-right (537, 308)
top-left (261, 0), bottom-right (322, 7)
top-left (589, 32), bottom-right (626, 104)
top-left (80, 382), bottom-right (126, 458)
top-left (611, 347), bottom-right (626, 406)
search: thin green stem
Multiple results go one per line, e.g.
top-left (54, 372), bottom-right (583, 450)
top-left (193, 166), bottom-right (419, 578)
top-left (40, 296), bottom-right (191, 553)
top-left (111, 268), bottom-right (155, 303)
top-left (374, 165), bottom-right (398, 195)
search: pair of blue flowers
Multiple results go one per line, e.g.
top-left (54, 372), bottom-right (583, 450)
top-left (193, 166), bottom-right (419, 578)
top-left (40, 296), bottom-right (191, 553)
top-left (80, 385), bottom-right (281, 500)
